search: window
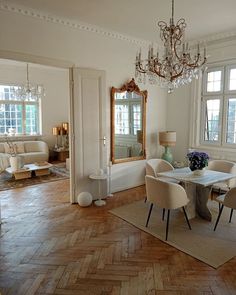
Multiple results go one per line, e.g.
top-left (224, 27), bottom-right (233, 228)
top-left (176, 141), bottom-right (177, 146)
top-left (0, 85), bottom-right (40, 135)
top-left (201, 65), bottom-right (236, 146)
top-left (114, 92), bottom-right (142, 136)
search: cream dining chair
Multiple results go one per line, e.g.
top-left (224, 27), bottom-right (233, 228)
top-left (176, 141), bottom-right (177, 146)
top-left (213, 187), bottom-right (236, 231)
top-left (145, 175), bottom-right (192, 241)
top-left (145, 159), bottom-right (179, 203)
top-left (208, 160), bottom-right (236, 194)
top-left (146, 159), bottom-right (178, 181)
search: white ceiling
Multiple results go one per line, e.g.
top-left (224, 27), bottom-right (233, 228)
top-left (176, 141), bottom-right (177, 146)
top-left (4, 0), bottom-right (236, 42)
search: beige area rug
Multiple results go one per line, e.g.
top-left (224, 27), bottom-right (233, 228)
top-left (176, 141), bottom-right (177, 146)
top-left (0, 163), bottom-right (69, 191)
top-left (110, 200), bottom-right (236, 268)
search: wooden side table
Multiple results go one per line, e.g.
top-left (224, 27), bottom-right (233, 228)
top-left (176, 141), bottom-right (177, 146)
top-left (54, 150), bottom-right (69, 162)
top-left (89, 173), bottom-right (107, 206)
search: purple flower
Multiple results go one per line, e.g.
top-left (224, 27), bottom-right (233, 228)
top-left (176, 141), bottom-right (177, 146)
top-left (187, 151), bottom-right (209, 171)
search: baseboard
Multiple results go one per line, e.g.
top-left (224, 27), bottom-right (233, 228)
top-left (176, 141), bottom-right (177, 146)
top-left (112, 181), bottom-right (145, 193)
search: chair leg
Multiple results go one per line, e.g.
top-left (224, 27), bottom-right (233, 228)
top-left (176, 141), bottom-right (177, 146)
top-left (229, 208), bottom-right (234, 223)
top-left (214, 205), bottom-right (224, 231)
top-left (182, 207), bottom-right (192, 230)
top-left (144, 197), bottom-right (147, 203)
top-left (145, 203), bottom-right (153, 227)
top-left (165, 210), bottom-right (170, 241)
top-left (162, 208), bottom-right (165, 221)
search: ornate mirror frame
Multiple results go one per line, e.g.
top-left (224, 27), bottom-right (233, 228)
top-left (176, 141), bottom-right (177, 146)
top-left (111, 78), bottom-right (147, 164)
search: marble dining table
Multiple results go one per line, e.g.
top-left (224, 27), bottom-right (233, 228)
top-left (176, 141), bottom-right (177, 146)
top-left (157, 167), bottom-right (236, 221)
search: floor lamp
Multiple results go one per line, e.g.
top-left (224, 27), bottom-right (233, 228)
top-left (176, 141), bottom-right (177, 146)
top-left (52, 127), bottom-right (60, 149)
top-left (159, 131), bottom-right (176, 164)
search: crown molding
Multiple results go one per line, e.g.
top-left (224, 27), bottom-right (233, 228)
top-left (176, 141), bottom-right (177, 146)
top-left (1, 1), bottom-right (236, 48)
top-left (0, 1), bottom-right (149, 46)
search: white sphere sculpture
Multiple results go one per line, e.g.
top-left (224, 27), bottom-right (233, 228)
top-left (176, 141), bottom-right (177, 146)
top-left (77, 192), bottom-right (93, 207)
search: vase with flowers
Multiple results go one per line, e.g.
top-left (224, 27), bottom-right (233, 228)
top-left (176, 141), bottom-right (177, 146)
top-left (187, 151), bottom-right (209, 176)
top-left (5, 136), bottom-right (22, 171)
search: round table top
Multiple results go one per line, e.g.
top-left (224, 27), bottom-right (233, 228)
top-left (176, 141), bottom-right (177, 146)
top-left (89, 173), bottom-right (107, 180)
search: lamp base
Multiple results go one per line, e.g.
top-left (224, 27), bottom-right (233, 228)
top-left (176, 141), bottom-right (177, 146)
top-left (161, 146), bottom-right (173, 164)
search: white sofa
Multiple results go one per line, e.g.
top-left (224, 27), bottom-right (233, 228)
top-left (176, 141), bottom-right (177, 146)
top-left (0, 140), bottom-right (49, 172)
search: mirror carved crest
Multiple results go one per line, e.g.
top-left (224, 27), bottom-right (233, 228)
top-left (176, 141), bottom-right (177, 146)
top-left (111, 78), bottom-right (147, 164)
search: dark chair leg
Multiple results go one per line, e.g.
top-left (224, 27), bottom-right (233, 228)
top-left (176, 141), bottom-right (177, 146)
top-left (144, 197), bottom-right (147, 203)
top-left (182, 207), bottom-right (192, 230)
top-left (214, 204), bottom-right (224, 231)
top-left (165, 210), bottom-right (170, 241)
top-left (162, 208), bottom-right (165, 221)
top-left (218, 189), bottom-right (221, 211)
top-left (229, 208), bottom-right (234, 223)
top-left (145, 203), bottom-right (153, 227)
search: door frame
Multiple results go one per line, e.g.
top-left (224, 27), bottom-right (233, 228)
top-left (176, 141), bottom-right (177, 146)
top-left (0, 50), bottom-right (76, 203)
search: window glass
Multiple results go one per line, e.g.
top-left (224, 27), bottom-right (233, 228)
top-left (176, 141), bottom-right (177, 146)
top-left (204, 99), bottom-right (220, 141)
top-left (226, 98), bottom-right (236, 143)
top-left (0, 85), bottom-right (40, 135)
top-left (0, 103), bottom-right (23, 134)
top-left (132, 104), bottom-right (141, 135)
top-left (115, 104), bottom-right (129, 134)
top-left (25, 104), bottom-right (38, 135)
top-left (229, 69), bottom-right (236, 90)
top-left (207, 71), bottom-right (222, 92)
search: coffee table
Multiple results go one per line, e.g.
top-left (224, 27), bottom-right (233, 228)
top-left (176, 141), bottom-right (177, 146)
top-left (6, 163), bottom-right (53, 180)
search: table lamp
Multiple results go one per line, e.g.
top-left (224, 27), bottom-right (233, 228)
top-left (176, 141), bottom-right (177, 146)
top-left (159, 131), bottom-right (176, 163)
top-left (62, 122), bottom-right (69, 148)
top-left (52, 127), bottom-right (60, 149)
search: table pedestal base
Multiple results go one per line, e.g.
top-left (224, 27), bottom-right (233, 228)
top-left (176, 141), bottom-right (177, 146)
top-left (185, 182), bottom-right (212, 221)
top-left (94, 199), bottom-right (106, 206)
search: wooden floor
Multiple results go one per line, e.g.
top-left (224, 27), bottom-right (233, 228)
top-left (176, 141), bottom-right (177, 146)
top-left (0, 180), bottom-right (236, 295)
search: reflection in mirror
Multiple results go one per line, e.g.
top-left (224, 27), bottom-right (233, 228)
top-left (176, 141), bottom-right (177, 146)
top-left (111, 79), bottom-right (147, 164)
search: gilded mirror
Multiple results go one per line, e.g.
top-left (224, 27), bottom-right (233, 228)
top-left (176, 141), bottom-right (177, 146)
top-left (111, 78), bottom-right (147, 164)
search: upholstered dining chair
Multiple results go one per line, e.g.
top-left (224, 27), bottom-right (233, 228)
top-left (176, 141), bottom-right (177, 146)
top-left (213, 187), bottom-right (236, 231)
top-left (145, 175), bottom-right (192, 241)
top-left (146, 159), bottom-right (176, 179)
top-left (207, 160), bottom-right (236, 194)
top-left (145, 158), bottom-right (180, 203)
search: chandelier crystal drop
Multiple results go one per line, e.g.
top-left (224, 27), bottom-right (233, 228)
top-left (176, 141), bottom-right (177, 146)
top-left (135, 0), bottom-right (207, 93)
top-left (14, 63), bottom-right (45, 101)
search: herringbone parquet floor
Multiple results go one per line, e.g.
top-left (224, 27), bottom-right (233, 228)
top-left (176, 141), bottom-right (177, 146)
top-left (0, 179), bottom-right (236, 295)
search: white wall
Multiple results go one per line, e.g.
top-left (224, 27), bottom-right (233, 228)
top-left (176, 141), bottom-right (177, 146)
top-left (0, 8), bottom-right (167, 192)
top-left (166, 84), bottom-right (191, 162)
top-left (0, 61), bottom-right (69, 149)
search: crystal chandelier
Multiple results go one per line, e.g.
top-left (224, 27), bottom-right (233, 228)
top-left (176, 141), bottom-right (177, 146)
top-left (135, 0), bottom-right (207, 93)
top-left (14, 63), bottom-right (45, 101)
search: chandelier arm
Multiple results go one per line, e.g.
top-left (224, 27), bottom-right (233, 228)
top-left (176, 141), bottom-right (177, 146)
top-left (136, 62), bottom-right (147, 74)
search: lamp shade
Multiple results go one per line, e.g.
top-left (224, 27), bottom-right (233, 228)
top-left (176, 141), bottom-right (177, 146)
top-left (159, 131), bottom-right (176, 147)
top-left (62, 122), bottom-right (69, 132)
top-left (52, 127), bottom-right (60, 136)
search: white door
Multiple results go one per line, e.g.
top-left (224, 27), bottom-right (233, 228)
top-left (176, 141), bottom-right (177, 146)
top-left (70, 68), bottom-right (107, 202)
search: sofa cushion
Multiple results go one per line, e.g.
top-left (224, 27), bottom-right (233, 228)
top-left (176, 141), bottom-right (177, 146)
top-left (19, 152), bottom-right (48, 164)
top-left (0, 153), bottom-right (10, 172)
top-left (24, 141), bottom-right (45, 153)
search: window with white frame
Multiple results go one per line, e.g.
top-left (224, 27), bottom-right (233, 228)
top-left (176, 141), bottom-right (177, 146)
top-left (114, 91), bottom-right (142, 136)
top-left (201, 64), bottom-right (236, 147)
top-left (0, 85), bottom-right (40, 135)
